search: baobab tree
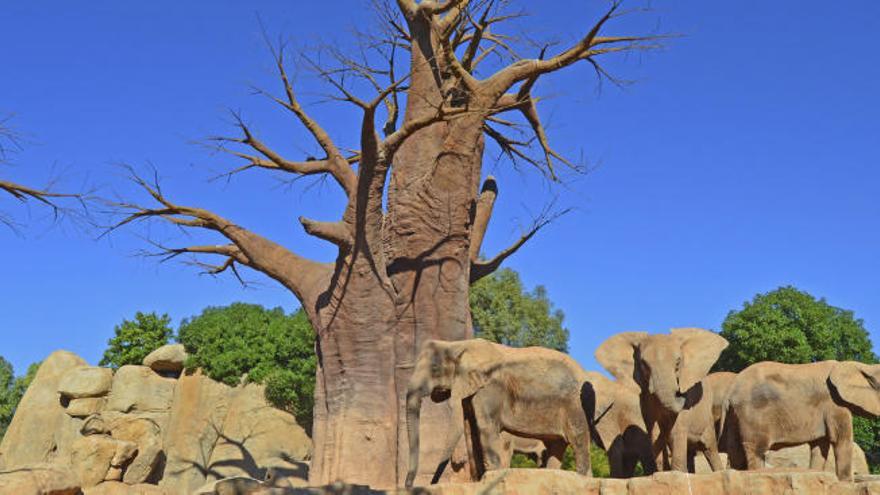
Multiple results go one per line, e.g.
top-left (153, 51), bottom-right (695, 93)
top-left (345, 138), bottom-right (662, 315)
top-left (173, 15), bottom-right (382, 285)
top-left (109, 0), bottom-right (655, 488)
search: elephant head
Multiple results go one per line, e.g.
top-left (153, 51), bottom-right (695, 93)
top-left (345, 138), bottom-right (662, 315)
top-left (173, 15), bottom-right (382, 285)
top-left (829, 361), bottom-right (880, 417)
top-left (404, 339), bottom-right (500, 487)
top-left (596, 328), bottom-right (728, 414)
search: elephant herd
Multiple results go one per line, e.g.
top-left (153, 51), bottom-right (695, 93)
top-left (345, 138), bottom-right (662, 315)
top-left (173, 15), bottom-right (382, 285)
top-left (404, 328), bottom-right (880, 487)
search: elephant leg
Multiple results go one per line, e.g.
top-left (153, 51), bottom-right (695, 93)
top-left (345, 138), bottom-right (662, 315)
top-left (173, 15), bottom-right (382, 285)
top-left (809, 440), bottom-right (830, 471)
top-left (544, 439), bottom-right (566, 470)
top-left (649, 421), bottom-right (669, 471)
top-left (541, 440), bottom-right (563, 470)
top-left (832, 439), bottom-right (853, 481)
top-left (497, 434), bottom-right (514, 469)
top-left (829, 409), bottom-right (854, 481)
top-left (622, 453), bottom-right (640, 478)
top-left (461, 398), bottom-right (484, 481)
top-left (742, 440), bottom-right (767, 471)
top-left (668, 419), bottom-right (689, 472)
top-left (470, 392), bottom-right (504, 474)
top-left (564, 423), bottom-right (591, 477)
top-left (607, 445), bottom-right (625, 478)
top-left (701, 427), bottom-right (724, 472)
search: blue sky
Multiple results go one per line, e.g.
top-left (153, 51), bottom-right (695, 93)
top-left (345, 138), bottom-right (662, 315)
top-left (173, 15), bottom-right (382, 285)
top-left (1, 1), bottom-right (878, 375)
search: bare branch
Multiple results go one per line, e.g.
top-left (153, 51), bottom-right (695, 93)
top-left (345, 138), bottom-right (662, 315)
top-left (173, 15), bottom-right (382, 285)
top-left (300, 216), bottom-right (353, 248)
top-left (103, 166), bottom-right (329, 304)
top-left (470, 205), bottom-right (571, 283)
top-left (143, 240), bottom-right (253, 286)
top-left (469, 176), bottom-right (497, 262)
top-left (484, 2), bottom-right (659, 93)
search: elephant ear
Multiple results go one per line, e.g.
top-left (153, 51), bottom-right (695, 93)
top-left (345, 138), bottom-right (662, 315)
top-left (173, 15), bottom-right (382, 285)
top-left (671, 328), bottom-right (728, 394)
top-left (449, 339), bottom-right (502, 400)
top-left (830, 361), bottom-right (880, 416)
top-left (595, 332), bottom-right (648, 388)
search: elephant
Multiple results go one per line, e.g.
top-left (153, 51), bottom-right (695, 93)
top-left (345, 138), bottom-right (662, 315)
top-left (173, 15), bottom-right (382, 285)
top-left (581, 371), bottom-right (656, 477)
top-left (720, 360), bottom-right (880, 481)
top-left (404, 338), bottom-right (594, 487)
top-left (679, 370), bottom-right (737, 472)
top-left (596, 328), bottom-right (728, 473)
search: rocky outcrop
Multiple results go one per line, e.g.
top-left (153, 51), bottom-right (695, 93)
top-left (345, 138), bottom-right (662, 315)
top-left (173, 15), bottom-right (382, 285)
top-left (143, 345), bottom-right (187, 374)
top-left (2, 349), bottom-right (312, 494)
top-left (160, 374), bottom-right (311, 493)
top-left (67, 398), bottom-right (107, 418)
top-left (160, 371), bottom-right (234, 493)
top-left (0, 464), bottom-right (81, 495)
top-left (765, 442), bottom-right (870, 475)
top-left (693, 442), bottom-right (870, 476)
top-left (207, 384), bottom-right (312, 481)
top-left (58, 366), bottom-right (113, 399)
top-left (83, 481), bottom-right (168, 495)
top-left (0, 351), bottom-right (86, 470)
top-left (106, 366), bottom-right (176, 414)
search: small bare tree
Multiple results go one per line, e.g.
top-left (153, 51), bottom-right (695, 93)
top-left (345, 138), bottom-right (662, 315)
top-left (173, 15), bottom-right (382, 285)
top-left (108, 0), bottom-right (656, 487)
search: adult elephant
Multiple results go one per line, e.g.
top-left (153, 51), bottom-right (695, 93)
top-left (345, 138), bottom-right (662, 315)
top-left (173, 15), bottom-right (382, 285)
top-left (721, 360), bottom-right (880, 481)
top-left (404, 339), bottom-right (594, 487)
top-left (584, 371), bottom-right (656, 477)
top-left (596, 328), bottom-right (728, 473)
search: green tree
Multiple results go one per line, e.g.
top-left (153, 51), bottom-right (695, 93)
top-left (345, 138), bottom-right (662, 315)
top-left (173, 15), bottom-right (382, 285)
top-left (0, 359), bottom-right (40, 441)
top-left (177, 303), bottom-right (315, 433)
top-left (715, 286), bottom-right (880, 471)
top-left (100, 312), bottom-right (173, 369)
top-left (470, 268), bottom-right (569, 352)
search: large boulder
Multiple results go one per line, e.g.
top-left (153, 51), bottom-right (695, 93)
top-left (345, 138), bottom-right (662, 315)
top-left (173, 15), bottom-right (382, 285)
top-left (160, 372), bottom-right (234, 494)
top-left (193, 476), bottom-right (265, 495)
top-left (58, 366), bottom-right (113, 399)
top-left (0, 350), bottom-right (87, 470)
top-left (143, 344), bottom-right (187, 374)
top-left (66, 398), bottom-right (107, 418)
top-left (105, 365), bottom-right (176, 414)
top-left (206, 383), bottom-right (311, 482)
top-left (69, 435), bottom-right (123, 488)
top-left (0, 464), bottom-right (81, 495)
top-left (765, 442), bottom-right (870, 475)
top-left (83, 481), bottom-right (169, 495)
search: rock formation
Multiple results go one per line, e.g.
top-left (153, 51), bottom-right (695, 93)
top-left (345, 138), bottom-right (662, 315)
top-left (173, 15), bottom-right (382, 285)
top-left (0, 345), bottom-right (311, 494)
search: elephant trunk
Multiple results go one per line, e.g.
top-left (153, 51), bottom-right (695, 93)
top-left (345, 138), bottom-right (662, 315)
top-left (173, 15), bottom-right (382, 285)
top-left (405, 388), bottom-right (424, 488)
top-left (653, 375), bottom-right (685, 414)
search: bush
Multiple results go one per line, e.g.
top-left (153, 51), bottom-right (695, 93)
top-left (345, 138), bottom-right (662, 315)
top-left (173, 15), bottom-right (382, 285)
top-left (178, 303), bottom-right (315, 433)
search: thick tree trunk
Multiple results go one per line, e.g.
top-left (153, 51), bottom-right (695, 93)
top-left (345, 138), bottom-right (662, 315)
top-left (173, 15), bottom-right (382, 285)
top-left (307, 117), bottom-right (485, 488)
top-left (307, 14), bottom-right (488, 487)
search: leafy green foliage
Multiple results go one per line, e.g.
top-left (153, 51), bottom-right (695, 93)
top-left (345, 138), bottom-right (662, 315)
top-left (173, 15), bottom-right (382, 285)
top-left (715, 286), bottom-right (880, 472)
top-left (715, 286), bottom-right (876, 372)
top-left (509, 445), bottom-right (609, 477)
top-left (470, 268), bottom-right (569, 352)
top-left (0, 359), bottom-right (40, 441)
top-left (100, 312), bottom-right (173, 369)
top-left (178, 303), bottom-right (315, 433)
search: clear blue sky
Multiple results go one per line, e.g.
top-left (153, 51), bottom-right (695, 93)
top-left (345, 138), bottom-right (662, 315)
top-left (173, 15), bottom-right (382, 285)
top-left (2, 1), bottom-right (878, 375)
